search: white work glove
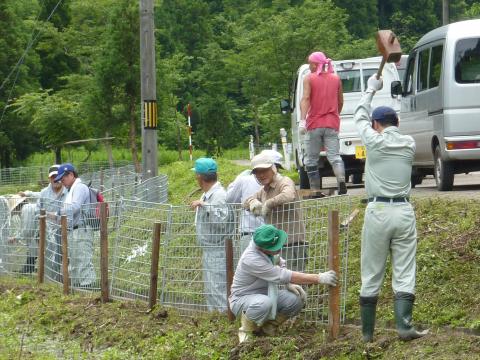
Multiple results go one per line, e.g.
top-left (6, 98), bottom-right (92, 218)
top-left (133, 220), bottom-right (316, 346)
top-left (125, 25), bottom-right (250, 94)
top-left (249, 199), bottom-right (263, 216)
top-left (318, 270), bottom-right (338, 286)
top-left (299, 120), bottom-right (307, 135)
top-left (366, 74), bottom-right (383, 93)
top-left (260, 201), bottom-right (272, 217)
top-left (286, 283), bottom-right (307, 304)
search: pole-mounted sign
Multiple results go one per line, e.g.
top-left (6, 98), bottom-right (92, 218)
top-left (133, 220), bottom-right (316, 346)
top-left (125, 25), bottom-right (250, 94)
top-left (143, 100), bottom-right (158, 129)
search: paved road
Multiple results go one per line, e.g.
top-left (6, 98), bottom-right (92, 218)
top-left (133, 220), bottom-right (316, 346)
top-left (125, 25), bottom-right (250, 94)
top-left (231, 160), bottom-right (480, 199)
top-left (323, 172), bottom-right (480, 199)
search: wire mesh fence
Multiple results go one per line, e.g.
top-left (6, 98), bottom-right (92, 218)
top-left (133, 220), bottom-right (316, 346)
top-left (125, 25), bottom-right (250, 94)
top-left (0, 161), bottom-right (132, 187)
top-left (0, 188), bottom-right (351, 325)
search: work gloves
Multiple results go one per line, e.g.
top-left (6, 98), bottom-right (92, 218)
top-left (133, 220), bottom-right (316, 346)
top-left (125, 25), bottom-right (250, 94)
top-left (318, 270), bottom-right (338, 286)
top-left (299, 120), bottom-right (307, 135)
top-left (249, 199), bottom-right (262, 215)
top-left (287, 283), bottom-right (307, 304)
top-left (249, 199), bottom-right (272, 217)
top-left (366, 74), bottom-right (383, 93)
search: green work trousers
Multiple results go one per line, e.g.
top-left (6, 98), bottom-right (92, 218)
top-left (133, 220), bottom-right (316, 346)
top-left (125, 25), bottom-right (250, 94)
top-left (360, 201), bottom-right (417, 297)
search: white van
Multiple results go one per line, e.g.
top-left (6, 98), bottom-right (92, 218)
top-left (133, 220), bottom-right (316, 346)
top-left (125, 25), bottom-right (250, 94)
top-left (391, 19), bottom-right (480, 191)
top-left (282, 57), bottom-right (401, 189)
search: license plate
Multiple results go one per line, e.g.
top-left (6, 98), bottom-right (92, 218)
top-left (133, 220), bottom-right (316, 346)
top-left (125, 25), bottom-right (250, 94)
top-left (355, 146), bottom-right (366, 159)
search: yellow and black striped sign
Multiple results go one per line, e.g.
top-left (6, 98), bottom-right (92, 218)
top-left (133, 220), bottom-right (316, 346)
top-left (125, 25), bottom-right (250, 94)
top-left (143, 100), bottom-right (157, 129)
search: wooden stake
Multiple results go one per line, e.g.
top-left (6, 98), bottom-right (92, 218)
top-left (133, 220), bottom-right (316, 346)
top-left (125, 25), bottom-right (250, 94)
top-left (61, 215), bottom-right (69, 295)
top-left (149, 222), bottom-right (161, 310)
top-left (37, 209), bottom-right (46, 284)
top-left (100, 202), bottom-right (109, 302)
top-left (225, 238), bottom-right (235, 321)
top-left (328, 210), bottom-right (340, 340)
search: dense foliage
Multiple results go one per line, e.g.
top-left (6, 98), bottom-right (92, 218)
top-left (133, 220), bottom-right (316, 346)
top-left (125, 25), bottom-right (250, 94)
top-left (1, 0), bottom-right (479, 165)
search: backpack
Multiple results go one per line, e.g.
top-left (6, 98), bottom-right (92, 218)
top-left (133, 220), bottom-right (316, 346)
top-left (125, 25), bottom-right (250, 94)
top-left (87, 186), bottom-right (109, 231)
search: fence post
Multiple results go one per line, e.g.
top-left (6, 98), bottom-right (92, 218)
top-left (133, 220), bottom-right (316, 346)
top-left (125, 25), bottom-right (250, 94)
top-left (100, 202), bottom-right (109, 302)
top-left (328, 210), bottom-right (340, 340)
top-left (37, 209), bottom-right (46, 284)
top-left (225, 238), bottom-right (235, 321)
top-left (61, 215), bottom-right (69, 295)
top-left (149, 222), bottom-right (162, 310)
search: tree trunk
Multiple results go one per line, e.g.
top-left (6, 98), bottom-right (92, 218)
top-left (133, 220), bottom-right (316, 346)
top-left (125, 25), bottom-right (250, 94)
top-left (104, 131), bottom-right (114, 168)
top-left (55, 148), bottom-right (62, 164)
top-left (128, 96), bottom-right (141, 173)
top-left (253, 105), bottom-right (260, 149)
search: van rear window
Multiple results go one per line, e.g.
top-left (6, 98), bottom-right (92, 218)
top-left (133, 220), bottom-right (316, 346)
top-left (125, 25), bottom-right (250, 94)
top-left (455, 38), bottom-right (480, 83)
top-left (338, 69), bottom-right (377, 93)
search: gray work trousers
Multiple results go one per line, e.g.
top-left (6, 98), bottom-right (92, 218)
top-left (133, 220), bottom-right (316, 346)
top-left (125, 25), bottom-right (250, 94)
top-left (360, 202), bottom-right (417, 297)
top-left (68, 227), bottom-right (96, 287)
top-left (202, 246), bottom-right (227, 312)
top-left (304, 127), bottom-right (343, 168)
top-left (231, 289), bottom-right (303, 326)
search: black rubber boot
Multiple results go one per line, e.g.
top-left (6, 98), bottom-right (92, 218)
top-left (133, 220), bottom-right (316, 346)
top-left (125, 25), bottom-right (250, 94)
top-left (360, 296), bottom-right (378, 342)
top-left (338, 181), bottom-right (347, 195)
top-left (394, 292), bottom-right (429, 341)
top-left (306, 166), bottom-right (321, 190)
top-left (21, 256), bottom-right (37, 274)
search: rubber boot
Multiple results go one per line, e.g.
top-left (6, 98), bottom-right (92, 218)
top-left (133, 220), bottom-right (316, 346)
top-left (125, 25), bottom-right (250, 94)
top-left (238, 313), bottom-right (259, 343)
top-left (261, 313), bottom-right (289, 336)
top-left (21, 256), bottom-right (37, 274)
top-left (306, 166), bottom-right (321, 190)
top-left (360, 296), bottom-right (378, 342)
top-left (394, 292), bottom-right (429, 341)
top-left (332, 163), bottom-right (347, 195)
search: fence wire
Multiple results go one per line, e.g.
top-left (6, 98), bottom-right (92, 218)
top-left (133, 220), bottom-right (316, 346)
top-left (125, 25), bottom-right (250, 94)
top-left (0, 185), bottom-right (351, 325)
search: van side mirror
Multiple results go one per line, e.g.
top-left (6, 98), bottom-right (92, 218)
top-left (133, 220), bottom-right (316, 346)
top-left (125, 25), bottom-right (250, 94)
top-left (280, 99), bottom-right (291, 114)
top-left (391, 81), bottom-right (403, 98)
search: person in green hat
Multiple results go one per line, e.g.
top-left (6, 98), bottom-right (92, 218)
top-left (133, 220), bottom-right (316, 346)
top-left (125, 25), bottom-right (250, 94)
top-left (190, 157), bottom-right (234, 312)
top-left (229, 224), bottom-right (338, 343)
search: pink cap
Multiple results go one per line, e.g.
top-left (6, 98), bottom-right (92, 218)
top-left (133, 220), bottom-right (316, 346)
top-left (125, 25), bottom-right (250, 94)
top-left (308, 52), bottom-right (333, 74)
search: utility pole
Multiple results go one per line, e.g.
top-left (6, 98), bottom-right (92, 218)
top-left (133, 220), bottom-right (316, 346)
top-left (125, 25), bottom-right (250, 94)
top-left (140, 0), bottom-right (158, 179)
top-left (443, 0), bottom-right (449, 25)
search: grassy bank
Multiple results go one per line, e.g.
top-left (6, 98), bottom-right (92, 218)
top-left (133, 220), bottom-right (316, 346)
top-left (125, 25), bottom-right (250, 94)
top-left (0, 160), bottom-right (479, 359)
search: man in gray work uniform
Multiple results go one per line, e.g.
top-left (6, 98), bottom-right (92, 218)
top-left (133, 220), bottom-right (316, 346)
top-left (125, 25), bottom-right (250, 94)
top-left (355, 74), bottom-right (428, 342)
top-left (229, 224), bottom-right (337, 343)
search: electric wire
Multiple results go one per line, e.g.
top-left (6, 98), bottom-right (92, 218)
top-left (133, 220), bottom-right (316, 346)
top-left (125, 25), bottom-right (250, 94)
top-left (0, 0), bottom-right (64, 124)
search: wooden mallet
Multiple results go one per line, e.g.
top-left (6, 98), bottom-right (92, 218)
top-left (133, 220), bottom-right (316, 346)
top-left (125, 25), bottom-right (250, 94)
top-left (375, 30), bottom-right (402, 79)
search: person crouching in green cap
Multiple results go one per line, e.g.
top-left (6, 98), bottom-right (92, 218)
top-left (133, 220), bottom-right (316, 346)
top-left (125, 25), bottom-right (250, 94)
top-left (228, 224), bottom-right (338, 343)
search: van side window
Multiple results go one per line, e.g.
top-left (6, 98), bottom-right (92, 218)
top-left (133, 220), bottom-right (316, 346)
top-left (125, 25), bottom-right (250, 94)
top-left (429, 45), bottom-right (443, 88)
top-left (404, 55), bottom-right (416, 95)
top-left (455, 37), bottom-right (480, 83)
top-left (418, 49), bottom-right (430, 92)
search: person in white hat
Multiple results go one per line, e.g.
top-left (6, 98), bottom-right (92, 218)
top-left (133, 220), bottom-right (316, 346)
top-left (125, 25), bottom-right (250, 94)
top-left (226, 150), bottom-right (284, 255)
top-left (243, 153), bottom-right (307, 271)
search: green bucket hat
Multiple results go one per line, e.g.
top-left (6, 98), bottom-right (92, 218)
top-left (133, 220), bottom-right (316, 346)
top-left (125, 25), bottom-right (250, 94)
top-left (253, 224), bottom-right (287, 252)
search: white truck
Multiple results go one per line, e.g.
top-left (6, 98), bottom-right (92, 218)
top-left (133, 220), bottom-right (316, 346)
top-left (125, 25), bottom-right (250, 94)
top-left (281, 56), bottom-right (402, 189)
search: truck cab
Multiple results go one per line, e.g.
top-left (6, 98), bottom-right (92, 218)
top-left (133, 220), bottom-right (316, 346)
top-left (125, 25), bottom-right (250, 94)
top-left (284, 56), bottom-right (401, 189)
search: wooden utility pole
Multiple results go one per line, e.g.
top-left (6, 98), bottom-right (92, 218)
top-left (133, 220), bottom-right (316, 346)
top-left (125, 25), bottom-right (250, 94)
top-left (140, 0), bottom-right (158, 179)
top-left (443, 0), bottom-right (450, 25)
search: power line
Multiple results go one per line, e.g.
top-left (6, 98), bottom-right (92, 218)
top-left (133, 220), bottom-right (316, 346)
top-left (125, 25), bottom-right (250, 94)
top-left (0, 0), bottom-right (64, 124)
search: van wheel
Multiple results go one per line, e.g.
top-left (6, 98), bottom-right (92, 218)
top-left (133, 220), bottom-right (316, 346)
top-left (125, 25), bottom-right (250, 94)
top-left (411, 175), bottom-right (423, 188)
top-left (351, 173), bottom-right (363, 184)
top-left (434, 146), bottom-right (454, 191)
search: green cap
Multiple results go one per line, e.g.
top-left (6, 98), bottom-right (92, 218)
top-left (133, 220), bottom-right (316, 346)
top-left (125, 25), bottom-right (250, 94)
top-left (253, 224), bottom-right (287, 252)
top-left (192, 158), bottom-right (218, 174)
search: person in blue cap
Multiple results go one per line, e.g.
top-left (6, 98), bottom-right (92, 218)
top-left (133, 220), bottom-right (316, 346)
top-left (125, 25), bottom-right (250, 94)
top-left (190, 158), bottom-right (234, 312)
top-left (55, 163), bottom-right (96, 288)
top-left (229, 224), bottom-right (337, 343)
top-left (354, 74), bottom-right (428, 342)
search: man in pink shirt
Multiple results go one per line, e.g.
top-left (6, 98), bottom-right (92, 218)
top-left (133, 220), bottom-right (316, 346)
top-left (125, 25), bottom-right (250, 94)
top-left (300, 51), bottom-right (347, 194)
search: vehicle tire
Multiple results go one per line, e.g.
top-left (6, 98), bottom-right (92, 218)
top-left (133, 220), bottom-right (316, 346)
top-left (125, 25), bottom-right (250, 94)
top-left (351, 173), bottom-right (363, 184)
top-left (434, 146), bottom-right (454, 191)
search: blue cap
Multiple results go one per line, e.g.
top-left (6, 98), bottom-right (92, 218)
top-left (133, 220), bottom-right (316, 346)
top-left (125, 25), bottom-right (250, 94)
top-left (54, 163), bottom-right (75, 182)
top-left (371, 106), bottom-right (398, 123)
top-left (192, 158), bottom-right (218, 174)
